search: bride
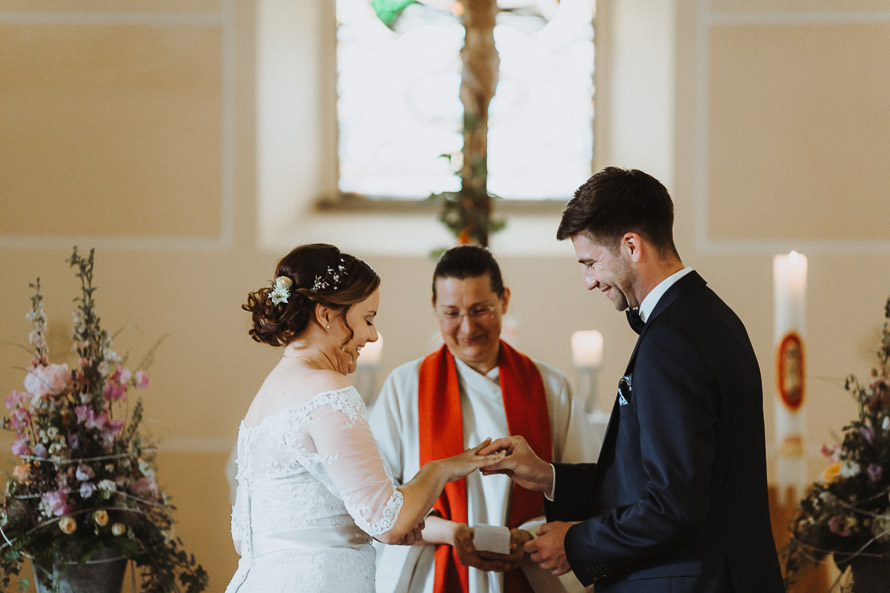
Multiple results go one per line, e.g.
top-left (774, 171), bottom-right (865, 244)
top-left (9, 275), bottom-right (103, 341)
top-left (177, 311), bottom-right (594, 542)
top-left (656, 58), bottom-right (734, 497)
top-left (226, 244), bottom-right (503, 593)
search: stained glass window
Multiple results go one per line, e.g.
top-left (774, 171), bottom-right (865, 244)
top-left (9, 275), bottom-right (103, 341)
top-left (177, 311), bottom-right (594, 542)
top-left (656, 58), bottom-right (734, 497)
top-left (336, 0), bottom-right (595, 201)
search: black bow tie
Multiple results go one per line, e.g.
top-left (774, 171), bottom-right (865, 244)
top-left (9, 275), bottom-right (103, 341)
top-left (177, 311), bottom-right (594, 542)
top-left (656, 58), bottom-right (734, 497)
top-left (626, 308), bottom-right (645, 334)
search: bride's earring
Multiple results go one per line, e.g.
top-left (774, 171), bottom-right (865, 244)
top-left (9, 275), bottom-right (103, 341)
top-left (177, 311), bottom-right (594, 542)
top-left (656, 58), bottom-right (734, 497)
top-left (325, 324), bottom-right (331, 329)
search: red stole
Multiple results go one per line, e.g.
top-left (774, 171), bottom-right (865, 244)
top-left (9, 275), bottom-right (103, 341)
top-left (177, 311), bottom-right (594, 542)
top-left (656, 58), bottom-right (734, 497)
top-left (418, 342), bottom-right (553, 593)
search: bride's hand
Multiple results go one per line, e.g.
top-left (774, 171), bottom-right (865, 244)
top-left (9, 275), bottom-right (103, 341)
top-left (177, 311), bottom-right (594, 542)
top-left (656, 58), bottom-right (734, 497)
top-left (438, 439), bottom-right (506, 482)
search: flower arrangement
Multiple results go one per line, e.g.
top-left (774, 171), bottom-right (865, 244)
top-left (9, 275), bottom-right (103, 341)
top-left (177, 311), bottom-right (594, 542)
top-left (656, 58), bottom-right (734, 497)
top-left (783, 296), bottom-right (890, 584)
top-left (0, 248), bottom-right (207, 593)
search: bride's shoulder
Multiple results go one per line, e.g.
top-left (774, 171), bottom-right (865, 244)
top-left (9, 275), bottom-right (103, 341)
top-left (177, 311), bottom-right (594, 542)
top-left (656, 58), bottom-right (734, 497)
top-left (243, 369), bottom-right (359, 427)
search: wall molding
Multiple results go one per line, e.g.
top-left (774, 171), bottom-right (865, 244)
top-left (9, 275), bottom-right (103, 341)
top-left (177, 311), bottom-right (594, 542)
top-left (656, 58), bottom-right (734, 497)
top-left (694, 0), bottom-right (890, 255)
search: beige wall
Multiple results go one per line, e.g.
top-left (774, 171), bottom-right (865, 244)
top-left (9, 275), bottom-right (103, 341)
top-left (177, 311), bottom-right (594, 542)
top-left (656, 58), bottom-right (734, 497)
top-left (1, 0), bottom-right (888, 589)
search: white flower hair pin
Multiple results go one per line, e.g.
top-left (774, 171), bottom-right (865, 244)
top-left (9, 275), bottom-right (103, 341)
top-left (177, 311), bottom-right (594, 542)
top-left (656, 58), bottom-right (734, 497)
top-left (269, 276), bottom-right (294, 305)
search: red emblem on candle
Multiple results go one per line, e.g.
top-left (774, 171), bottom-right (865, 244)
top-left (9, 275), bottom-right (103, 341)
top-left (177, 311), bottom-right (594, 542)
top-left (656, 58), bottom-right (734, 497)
top-left (777, 332), bottom-right (805, 411)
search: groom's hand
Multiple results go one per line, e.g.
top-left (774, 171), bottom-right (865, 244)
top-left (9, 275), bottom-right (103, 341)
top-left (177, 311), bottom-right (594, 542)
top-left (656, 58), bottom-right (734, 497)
top-left (525, 521), bottom-right (575, 575)
top-left (479, 436), bottom-right (554, 494)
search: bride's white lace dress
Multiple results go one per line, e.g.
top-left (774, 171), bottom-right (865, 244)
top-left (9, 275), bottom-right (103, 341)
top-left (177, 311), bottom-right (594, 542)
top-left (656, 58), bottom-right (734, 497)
top-left (225, 386), bottom-right (404, 593)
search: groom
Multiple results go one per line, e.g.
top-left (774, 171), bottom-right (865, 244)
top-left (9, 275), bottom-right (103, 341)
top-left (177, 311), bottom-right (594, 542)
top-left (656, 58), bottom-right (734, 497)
top-left (481, 167), bottom-right (785, 592)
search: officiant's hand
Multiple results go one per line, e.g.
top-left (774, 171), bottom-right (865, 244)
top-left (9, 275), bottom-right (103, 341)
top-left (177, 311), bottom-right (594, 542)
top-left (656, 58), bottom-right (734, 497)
top-left (477, 527), bottom-right (533, 570)
top-left (453, 524), bottom-right (514, 572)
top-left (479, 435), bottom-right (553, 494)
top-left (525, 521), bottom-right (575, 575)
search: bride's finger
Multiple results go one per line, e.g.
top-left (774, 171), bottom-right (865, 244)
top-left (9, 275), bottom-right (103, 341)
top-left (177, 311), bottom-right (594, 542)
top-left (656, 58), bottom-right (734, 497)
top-left (467, 438), bottom-right (492, 454)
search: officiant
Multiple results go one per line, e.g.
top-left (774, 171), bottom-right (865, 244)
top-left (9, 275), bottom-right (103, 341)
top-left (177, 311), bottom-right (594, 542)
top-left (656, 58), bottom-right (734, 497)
top-left (369, 245), bottom-right (595, 593)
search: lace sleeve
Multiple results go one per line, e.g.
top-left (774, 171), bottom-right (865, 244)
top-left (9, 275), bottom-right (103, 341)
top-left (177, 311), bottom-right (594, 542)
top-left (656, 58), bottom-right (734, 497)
top-left (304, 388), bottom-right (404, 537)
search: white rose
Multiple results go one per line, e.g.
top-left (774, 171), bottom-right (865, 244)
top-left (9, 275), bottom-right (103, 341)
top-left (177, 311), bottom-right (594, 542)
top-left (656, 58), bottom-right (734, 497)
top-left (840, 461), bottom-right (861, 478)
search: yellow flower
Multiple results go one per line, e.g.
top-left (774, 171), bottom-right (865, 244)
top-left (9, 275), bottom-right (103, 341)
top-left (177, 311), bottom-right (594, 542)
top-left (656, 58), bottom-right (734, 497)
top-left (93, 510), bottom-right (109, 526)
top-left (821, 461), bottom-right (843, 483)
top-left (111, 522), bottom-right (126, 536)
top-left (58, 516), bottom-right (77, 535)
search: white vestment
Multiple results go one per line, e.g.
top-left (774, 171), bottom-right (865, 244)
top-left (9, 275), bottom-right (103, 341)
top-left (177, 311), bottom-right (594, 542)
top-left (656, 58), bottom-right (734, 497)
top-left (369, 355), bottom-right (601, 593)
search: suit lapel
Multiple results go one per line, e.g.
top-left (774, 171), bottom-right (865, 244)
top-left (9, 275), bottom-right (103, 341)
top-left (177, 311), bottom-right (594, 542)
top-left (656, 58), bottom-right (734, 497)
top-left (597, 272), bottom-right (709, 464)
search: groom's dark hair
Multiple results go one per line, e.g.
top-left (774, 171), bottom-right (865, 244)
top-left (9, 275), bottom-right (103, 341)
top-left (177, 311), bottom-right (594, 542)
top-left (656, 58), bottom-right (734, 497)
top-left (432, 245), bottom-right (505, 304)
top-left (557, 167), bottom-right (679, 258)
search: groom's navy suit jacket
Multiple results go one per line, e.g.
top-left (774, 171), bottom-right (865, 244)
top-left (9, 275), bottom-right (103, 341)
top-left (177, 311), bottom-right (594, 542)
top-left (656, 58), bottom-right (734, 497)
top-left (546, 272), bottom-right (784, 593)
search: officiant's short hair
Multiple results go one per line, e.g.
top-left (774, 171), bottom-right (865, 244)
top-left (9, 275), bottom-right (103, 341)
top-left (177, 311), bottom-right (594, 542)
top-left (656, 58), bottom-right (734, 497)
top-left (432, 245), bottom-right (505, 303)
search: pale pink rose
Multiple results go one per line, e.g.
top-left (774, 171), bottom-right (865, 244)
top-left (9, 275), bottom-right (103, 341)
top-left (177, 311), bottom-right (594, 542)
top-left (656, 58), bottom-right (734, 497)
top-left (24, 364), bottom-right (71, 397)
top-left (113, 366), bottom-right (131, 384)
top-left (130, 477), bottom-right (157, 497)
top-left (41, 490), bottom-right (70, 517)
top-left (11, 439), bottom-right (30, 456)
top-left (12, 464), bottom-right (30, 482)
top-left (134, 371), bottom-right (150, 390)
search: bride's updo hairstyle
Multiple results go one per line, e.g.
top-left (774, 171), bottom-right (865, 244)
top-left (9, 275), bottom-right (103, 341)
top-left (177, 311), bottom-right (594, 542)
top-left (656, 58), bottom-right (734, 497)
top-left (243, 243), bottom-right (380, 347)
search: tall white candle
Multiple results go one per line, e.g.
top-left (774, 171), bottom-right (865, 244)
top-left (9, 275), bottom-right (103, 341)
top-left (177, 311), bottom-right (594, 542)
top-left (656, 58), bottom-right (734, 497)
top-left (571, 330), bottom-right (603, 414)
top-left (773, 251), bottom-right (807, 490)
top-left (774, 251), bottom-right (807, 335)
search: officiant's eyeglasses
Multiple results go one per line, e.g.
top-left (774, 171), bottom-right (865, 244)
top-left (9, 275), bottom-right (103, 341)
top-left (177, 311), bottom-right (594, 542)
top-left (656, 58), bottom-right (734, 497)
top-left (436, 305), bottom-right (497, 326)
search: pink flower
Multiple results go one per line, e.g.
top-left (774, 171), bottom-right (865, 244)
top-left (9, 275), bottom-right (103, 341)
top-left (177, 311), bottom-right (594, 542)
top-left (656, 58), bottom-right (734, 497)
top-left (103, 382), bottom-right (126, 402)
top-left (130, 477), bottom-right (158, 497)
top-left (75, 464), bottom-right (95, 481)
top-left (113, 366), bottom-right (132, 384)
top-left (867, 463), bottom-right (883, 482)
top-left (74, 405), bottom-right (90, 424)
top-left (134, 371), bottom-right (150, 390)
top-left (12, 464), bottom-right (30, 482)
top-left (828, 515), bottom-right (853, 537)
top-left (100, 419), bottom-right (124, 448)
top-left (40, 490), bottom-right (70, 517)
top-left (861, 426), bottom-right (876, 443)
top-left (11, 439), bottom-right (30, 456)
top-left (32, 443), bottom-right (48, 459)
top-left (5, 390), bottom-right (28, 410)
top-left (84, 410), bottom-right (109, 431)
top-left (10, 408), bottom-right (31, 431)
top-left (23, 363), bottom-right (71, 397)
